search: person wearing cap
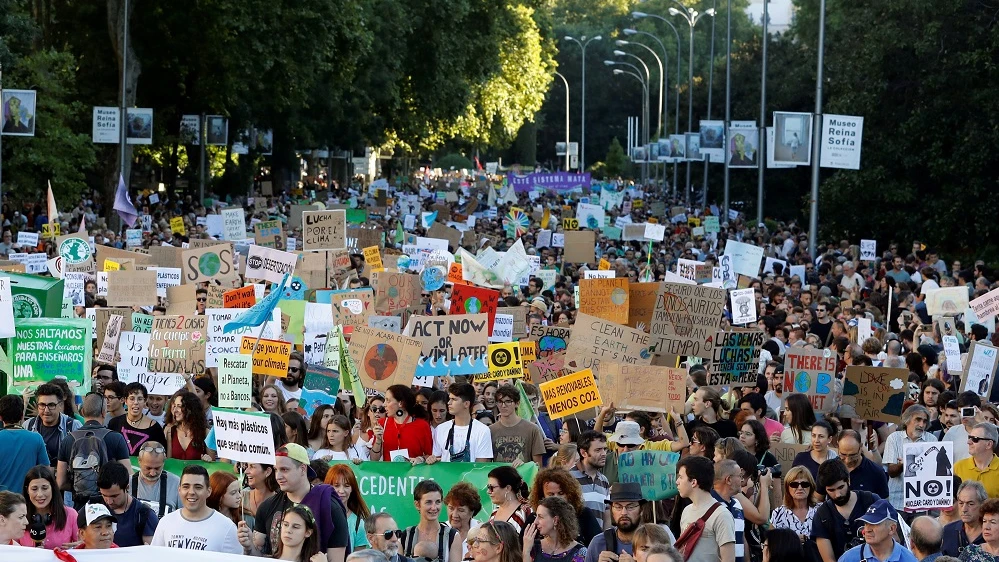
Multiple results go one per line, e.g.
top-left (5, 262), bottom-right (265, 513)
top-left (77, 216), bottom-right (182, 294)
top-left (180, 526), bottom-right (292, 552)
top-left (151, 464), bottom-right (241, 554)
top-left (953, 423), bottom-right (999, 500)
top-left (836, 499), bottom-right (918, 562)
top-left (584, 483), bottom-right (646, 562)
top-left (240, 443), bottom-right (349, 562)
top-left (75, 503), bottom-right (117, 549)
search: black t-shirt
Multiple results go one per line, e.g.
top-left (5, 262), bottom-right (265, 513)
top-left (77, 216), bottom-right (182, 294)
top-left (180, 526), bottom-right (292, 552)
top-left (811, 320), bottom-right (833, 347)
top-left (687, 418), bottom-right (738, 439)
top-left (107, 415), bottom-right (168, 456)
top-left (253, 487), bottom-right (349, 555)
top-left (36, 423), bottom-right (65, 468)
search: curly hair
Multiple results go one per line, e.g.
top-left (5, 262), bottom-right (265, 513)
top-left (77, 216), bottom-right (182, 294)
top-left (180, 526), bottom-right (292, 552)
top-left (528, 467), bottom-right (584, 513)
top-left (444, 481), bottom-right (482, 517)
top-left (538, 496), bottom-right (578, 546)
top-left (164, 390), bottom-right (208, 447)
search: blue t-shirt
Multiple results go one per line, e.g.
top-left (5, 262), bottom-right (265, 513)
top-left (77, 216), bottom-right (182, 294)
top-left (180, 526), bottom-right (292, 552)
top-left (837, 540), bottom-right (918, 562)
top-left (0, 429), bottom-right (49, 492)
top-left (585, 530), bottom-right (632, 562)
top-left (348, 512), bottom-right (369, 551)
top-left (112, 495), bottom-right (159, 547)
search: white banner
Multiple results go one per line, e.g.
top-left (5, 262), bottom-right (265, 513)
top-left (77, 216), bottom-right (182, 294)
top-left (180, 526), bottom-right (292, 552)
top-left (218, 353), bottom-right (253, 408)
top-left (820, 114), bottom-right (864, 170)
top-left (211, 407), bottom-right (276, 464)
top-left (903, 440), bottom-right (954, 511)
top-left (0, 545), bottom-right (248, 561)
top-left (860, 239), bottom-right (877, 261)
top-left (245, 245), bottom-right (297, 284)
top-left (8, 252), bottom-right (47, 274)
top-left (0, 278), bottom-right (14, 338)
top-left (730, 288), bottom-right (757, 325)
top-left (16, 231), bottom-right (39, 247)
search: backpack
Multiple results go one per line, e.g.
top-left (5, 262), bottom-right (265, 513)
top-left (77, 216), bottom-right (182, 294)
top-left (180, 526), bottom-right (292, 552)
top-left (69, 428), bottom-right (111, 503)
top-left (672, 502), bottom-right (723, 561)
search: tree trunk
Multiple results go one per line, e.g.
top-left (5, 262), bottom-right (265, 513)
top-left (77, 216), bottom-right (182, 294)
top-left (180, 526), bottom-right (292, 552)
top-left (104, 0), bottom-right (141, 222)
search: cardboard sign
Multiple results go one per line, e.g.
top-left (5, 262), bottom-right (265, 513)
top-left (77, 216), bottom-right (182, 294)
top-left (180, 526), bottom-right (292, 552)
top-left (579, 277), bottom-right (630, 325)
top-left (783, 347), bottom-right (837, 413)
top-left (708, 330), bottom-right (766, 387)
top-left (478, 342), bottom-right (524, 382)
top-left (254, 220), bottom-right (283, 249)
top-left (563, 231), bottom-right (596, 263)
top-left (650, 282), bottom-right (726, 359)
top-left (903, 441), bottom-right (954, 511)
top-left (562, 218), bottom-right (578, 230)
top-left (450, 284), bottom-right (500, 335)
top-left (147, 315), bottom-right (207, 377)
top-left (346, 226), bottom-right (383, 252)
top-left (627, 282), bottom-right (660, 332)
top-left (239, 336), bottom-right (293, 378)
top-left (181, 245), bottom-right (236, 284)
top-left (371, 271), bottom-right (421, 314)
top-left (95, 308), bottom-right (134, 352)
top-left (347, 325), bottom-right (424, 392)
top-left (520, 340), bottom-right (537, 365)
top-left (599, 362), bottom-right (685, 414)
top-left (771, 443), bottom-right (811, 480)
top-left (211, 408), bottom-right (276, 465)
top-left (95, 314), bottom-right (124, 365)
top-left (223, 285), bottom-right (256, 308)
top-left (206, 308), bottom-right (280, 367)
top-left (246, 245), bottom-right (297, 284)
top-left (529, 325), bottom-right (571, 358)
top-left (539, 368), bottom-right (602, 420)
top-left (564, 312), bottom-right (652, 373)
top-left (842, 366), bottom-right (909, 423)
top-left (106, 270), bottom-right (158, 307)
top-left (303, 210), bottom-right (347, 251)
top-left (619, 450), bottom-right (681, 500)
top-left (218, 354), bottom-right (253, 408)
top-left (330, 288), bottom-right (375, 331)
top-left (327, 249), bottom-right (354, 288)
top-left (409, 314), bottom-right (489, 378)
top-left (497, 306), bottom-right (527, 340)
top-left (527, 351), bottom-right (574, 386)
top-left (924, 287), bottom-right (970, 317)
top-left (961, 341), bottom-right (999, 396)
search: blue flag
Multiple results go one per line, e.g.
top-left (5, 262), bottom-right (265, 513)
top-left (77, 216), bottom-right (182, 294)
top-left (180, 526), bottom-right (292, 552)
top-left (223, 274), bottom-right (289, 333)
top-left (113, 174), bottom-right (140, 227)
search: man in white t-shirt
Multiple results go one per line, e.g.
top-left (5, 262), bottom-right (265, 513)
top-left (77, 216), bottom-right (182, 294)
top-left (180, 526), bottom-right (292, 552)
top-left (677, 455), bottom-right (736, 562)
top-left (151, 465), bottom-right (241, 554)
top-left (428, 383), bottom-right (493, 463)
top-left (839, 261), bottom-right (865, 292)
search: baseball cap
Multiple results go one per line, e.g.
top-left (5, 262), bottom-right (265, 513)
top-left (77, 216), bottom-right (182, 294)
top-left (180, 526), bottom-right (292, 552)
top-left (856, 499), bottom-right (898, 525)
top-left (77, 503), bottom-right (117, 529)
top-left (277, 443), bottom-right (318, 480)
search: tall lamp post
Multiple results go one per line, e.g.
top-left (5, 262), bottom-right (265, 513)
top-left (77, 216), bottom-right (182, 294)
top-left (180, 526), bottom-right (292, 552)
top-left (554, 71), bottom-right (570, 171)
top-left (607, 61), bottom-right (649, 181)
top-left (622, 30), bottom-right (670, 138)
top-left (668, 3), bottom-right (715, 205)
top-left (563, 35), bottom-right (602, 172)
top-left (808, 0), bottom-right (827, 259)
top-left (616, 40), bottom-right (663, 140)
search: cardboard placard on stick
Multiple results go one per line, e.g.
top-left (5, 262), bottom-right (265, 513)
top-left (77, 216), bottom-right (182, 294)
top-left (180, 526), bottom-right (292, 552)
top-left (182, 245), bottom-right (237, 284)
top-left (239, 337), bottom-right (293, 378)
top-left (527, 351), bottom-right (574, 386)
top-left (409, 314), bottom-right (489, 378)
top-left (539, 368), bottom-right (602, 420)
top-left (842, 366), bottom-right (909, 423)
top-left (707, 330), bottom-right (766, 387)
top-left (330, 289), bottom-right (375, 332)
top-left (650, 282), bottom-right (726, 359)
top-left (598, 362), bottom-right (685, 414)
top-left (628, 282), bottom-right (660, 331)
top-left (302, 210), bottom-right (347, 251)
top-left (562, 231), bottom-right (596, 263)
top-left (783, 347), bottom-right (838, 413)
top-left (372, 271), bottom-right (422, 314)
top-left (529, 325), bottom-right (571, 358)
top-left (106, 270), bottom-right (157, 307)
top-left (147, 315), bottom-right (207, 376)
top-left (450, 285), bottom-right (500, 336)
top-left (579, 277), bottom-right (630, 325)
top-left (961, 341), bottom-right (999, 397)
top-left (564, 312), bottom-right (652, 373)
top-left (347, 326), bottom-right (424, 392)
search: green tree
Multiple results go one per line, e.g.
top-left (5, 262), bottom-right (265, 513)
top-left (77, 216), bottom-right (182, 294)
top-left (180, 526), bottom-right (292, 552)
top-left (603, 136), bottom-right (626, 177)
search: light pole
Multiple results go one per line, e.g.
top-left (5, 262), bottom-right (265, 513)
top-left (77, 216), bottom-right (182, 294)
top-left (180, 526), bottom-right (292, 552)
top-left (617, 40), bottom-right (663, 140)
top-left (607, 59), bottom-right (649, 149)
top-left (554, 71), bottom-right (570, 171)
top-left (563, 35), bottom-right (602, 172)
top-left (758, 0), bottom-right (769, 224)
top-left (623, 29), bottom-right (669, 138)
top-left (668, 2), bottom-right (716, 205)
top-left (723, 0), bottom-right (732, 218)
top-left (608, 62), bottom-right (649, 181)
top-left (632, 12), bottom-right (684, 198)
top-left (808, 0), bottom-right (827, 259)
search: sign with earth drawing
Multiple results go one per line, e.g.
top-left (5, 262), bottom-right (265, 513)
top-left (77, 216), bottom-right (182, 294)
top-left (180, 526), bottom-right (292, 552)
top-left (346, 326), bottom-right (424, 392)
top-left (182, 245), bottom-right (237, 283)
top-left (57, 235), bottom-right (92, 266)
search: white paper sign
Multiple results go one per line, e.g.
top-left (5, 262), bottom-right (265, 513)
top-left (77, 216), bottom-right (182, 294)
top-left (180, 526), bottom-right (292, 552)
top-left (125, 229), bottom-right (142, 248)
top-left (245, 245), bottom-right (297, 284)
top-left (860, 239), bottom-right (877, 261)
top-left (205, 308), bottom-right (280, 367)
top-left (943, 335), bottom-right (962, 373)
top-left (16, 232), bottom-right (39, 247)
top-left (211, 408), bottom-right (277, 464)
top-left (8, 252), bottom-right (47, 274)
top-left (857, 317), bottom-right (873, 343)
top-left (218, 354), bottom-right (253, 408)
top-left (723, 240), bottom-right (765, 278)
top-left (730, 288), bottom-right (757, 325)
top-left (903, 440), bottom-right (953, 511)
top-left (149, 267), bottom-right (182, 298)
top-left (0, 278), bottom-right (14, 338)
top-left (582, 270), bottom-right (616, 279)
top-left (489, 314), bottom-right (514, 343)
top-left (221, 208), bottom-right (246, 241)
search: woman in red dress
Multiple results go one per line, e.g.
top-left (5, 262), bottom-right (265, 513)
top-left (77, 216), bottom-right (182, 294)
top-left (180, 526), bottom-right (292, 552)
top-left (164, 390), bottom-right (210, 461)
top-left (370, 385), bottom-right (433, 462)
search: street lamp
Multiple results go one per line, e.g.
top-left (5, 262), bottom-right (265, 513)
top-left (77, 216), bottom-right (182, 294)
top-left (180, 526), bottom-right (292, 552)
top-left (563, 35), bottom-right (602, 172)
top-left (616, 39), bottom-right (664, 140)
top-left (669, 2), bottom-right (715, 205)
top-left (608, 62), bottom-right (650, 181)
top-left (622, 29), bottom-right (670, 138)
top-left (554, 72), bottom-right (570, 171)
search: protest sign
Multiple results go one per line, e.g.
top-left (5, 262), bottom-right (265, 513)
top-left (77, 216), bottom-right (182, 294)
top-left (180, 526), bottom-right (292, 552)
top-left (147, 315), bottom-right (207, 376)
top-left (346, 226), bottom-right (382, 252)
top-left (95, 308), bottom-right (133, 351)
top-left (206, 308), bottom-right (280, 367)
top-left (970, 287), bottom-right (999, 322)
top-left (771, 443), bottom-right (811, 479)
top-left (106, 270), bottom-right (157, 307)
top-left (722, 240), bottom-right (765, 278)
top-left (239, 337), bottom-right (293, 378)
top-left (181, 245), bottom-right (236, 284)
top-left (729, 288), bottom-right (757, 325)
top-left (618, 450), bottom-right (680, 500)
top-left (0, 278), bottom-right (13, 338)
top-left (903, 441), bottom-right (954, 511)
top-left (924, 287), bottom-right (970, 317)
top-left (563, 231), bottom-right (596, 263)
top-left (245, 245), bottom-right (297, 284)
top-left (368, 316), bottom-right (402, 333)
top-left (131, 313), bottom-right (153, 333)
top-left (842, 366), bottom-right (909, 423)
top-left (489, 314), bottom-right (514, 343)
top-left (301, 365), bottom-right (342, 415)
top-left (783, 347), bottom-right (837, 412)
top-left (578, 277), bottom-right (629, 325)
top-left (95, 314), bottom-right (124, 365)
top-left (8, 253), bottom-right (46, 274)
top-left (564, 312), bottom-right (652, 373)
top-left (212, 408), bottom-right (276, 465)
top-left (371, 271), bottom-right (422, 313)
top-left (650, 282), bottom-right (726, 358)
top-left (347, 326), bottom-right (424, 392)
top-left (328, 288), bottom-right (375, 332)
top-left (223, 285), bottom-right (256, 308)
top-left (576, 203), bottom-right (605, 230)
top-left (254, 220), bottom-right (283, 249)
top-left (56, 234), bottom-right (93, 268)
top-left (327, 249), bottom-right (354, 288)
top-left (409, 314), bottom-right (489, 378)
top-left (562, 218), bottom-right (578, 230)
top-left (303, 210), bottom-right (347, 251)
top-left (708, 330), bottom-right (765, 387)
top-left (170, 217), bottom-right (186, 235)
top-left (961, 342), bottom-right (999, 396)
top-left (520, 340), bottom-right (537, 365)
top-left (150, 267), bottom-right (182, 298)
top-left (450, 284), bottom-right (500, 335)
top-left (627, 282), bottom-right (659, 331)
top-left (943, 335), bottom-right (962, 374)
top-left (598, 362), bottom-right (685, 414)
top-left (221, 208), bottom-right (246, 240)
top-left (8, 318), bottom-right (91, 392)
top-left (479, 342), bottom-right (524, 382)
top-left (218, 354), bottom-right (253, 408)
top-left (860, 239), bottom-right (877, 261)
top-left (529, 325), bottom-right (571, 358)
top-left (527, 352), bottom-right (574, 386)
top-left (539, 368), bottom-right (602, 420)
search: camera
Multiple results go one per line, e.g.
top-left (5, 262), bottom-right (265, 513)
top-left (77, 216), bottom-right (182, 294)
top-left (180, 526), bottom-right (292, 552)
top-left (759, 464), bottom-right (782, 478)
top-left (962, 407), bottom-right (976, 418)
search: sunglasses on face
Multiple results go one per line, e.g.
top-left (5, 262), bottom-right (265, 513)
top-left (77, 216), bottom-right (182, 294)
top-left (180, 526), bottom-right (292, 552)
top-left (288, 367), bottom-right (301, 373)
top-left (370, 406), bottom-right (387, 414)
top-left (969, 436), bottom-right (994, 444)
top-left (380, 530), bottom-right (403, 539)
top-left (196, 297), bottom-right (207, 302)
top-left (788, 481), bottom-right (811, 489)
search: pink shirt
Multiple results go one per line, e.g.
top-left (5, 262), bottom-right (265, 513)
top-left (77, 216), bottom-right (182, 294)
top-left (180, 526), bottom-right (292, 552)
top-left (763, 417), bottom-right (785, 439)
top-left (19, 506), bottom-right (79, 549)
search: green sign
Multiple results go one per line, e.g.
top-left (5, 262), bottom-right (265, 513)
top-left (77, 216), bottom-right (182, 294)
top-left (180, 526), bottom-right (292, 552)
top-left (618, 450), bottom-right (679, 500)
top-left (346, 209), bottom-right (368, 224)
top-left (7, 318), bottom-right (92, 394)
top-left (132, 313), bottom-right (154, 333)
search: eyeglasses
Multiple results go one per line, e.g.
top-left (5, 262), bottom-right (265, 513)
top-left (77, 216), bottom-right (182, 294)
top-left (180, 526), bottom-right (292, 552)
top-left (37, 401), bottom-right (61, 410)
top-left (486, 485), bottom-right (502, 492)
top-left (105, 395), bottom-right (121, 401)
top-left (612, 503), bottom-right (641, 511)
top-left (380, 530), bottom-right (403, 540)
top-left (738, 431), bottom-right (755, 438)
top-left (787, 481), bottom-right (812, 489)
top-left (196, 297), bottom-right (207, 302)
top-left (969, 436), bottom-right (995, 444)
top-left (370, 406), bottom-right (386, 414)
top-left (496, 400), bottom-right (516, 406)
top-left (139, 445), bottom-right (166, 455)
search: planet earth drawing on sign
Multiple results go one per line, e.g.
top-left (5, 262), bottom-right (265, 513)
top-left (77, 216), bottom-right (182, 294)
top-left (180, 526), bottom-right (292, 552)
top-left (463, 296), bottom-right (483, 314)
top-left (586, 215), bottom-right (600, 229)
top-left (610, 287), bottom-right (627, 305)
top-left (198, 252), bottom-right (221, 276)
top-left (363, 343), bottom-right (399, 381)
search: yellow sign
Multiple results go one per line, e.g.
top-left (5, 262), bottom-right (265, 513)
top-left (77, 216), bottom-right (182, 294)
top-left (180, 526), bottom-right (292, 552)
top-left (562, 218), bottom-right (579, 231)
top-left (103, 260), bottom-right (121, 272)
top-left (519, 340), bottom-right (537, 366)
top-left (170, 217), bottom-right (186, 235)
top-left (633, 200), bottom-right (644, 209)
top-left (687, 217), bottom-right (701, 228)
top-left (363, 245), bottom-right (383, 271)
top-left (541, 209), bottom-right (551, 229)
top-left (598, 258), bottom-right (611, 271)
top-left (239, 336), bottom-right (293, 378)
top-left (539, 368), bottom-right (603, 420)
top-left (478, 342), bottom-right (523, 382)
top-left (42, 223), bottom-right (61, 238)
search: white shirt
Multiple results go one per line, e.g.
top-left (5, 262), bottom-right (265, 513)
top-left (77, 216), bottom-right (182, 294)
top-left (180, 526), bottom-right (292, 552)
top-left (943, 424), bottom-right (970, 463)
top-left (840, 272), bottom-right (865, 291)
top-left (313, 445), bottom-right (368, 462)
top-left (433, 419), bottom-right (493, 462)
top-left (277, 382), bottom-right (302, 402)
top-left (883, 429), bottom-right (936, 509)
top-left (151, 509), bottom-right (242, 554)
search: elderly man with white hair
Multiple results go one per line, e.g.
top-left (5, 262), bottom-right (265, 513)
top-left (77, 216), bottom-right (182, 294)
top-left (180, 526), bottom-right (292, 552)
top-left (839, 260), bottom-right (865, 292)
top-left (883, 404), bottom-right (934, 514)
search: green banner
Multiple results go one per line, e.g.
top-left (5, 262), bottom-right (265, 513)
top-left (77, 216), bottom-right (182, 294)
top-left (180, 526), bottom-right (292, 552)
top-left (7, 318), bottom-right (92, 394)
top-left (346, 209), bottom-right (368, 224)
top-left (131, 457), bottom-right (235, 476)
top-left (618, 450), bottom-right (679, 501)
